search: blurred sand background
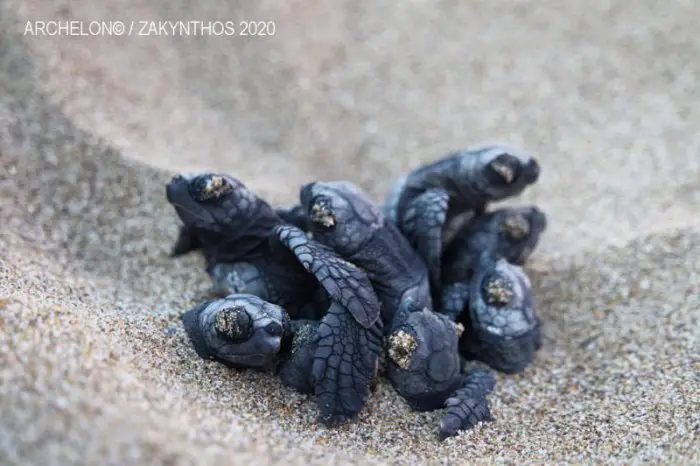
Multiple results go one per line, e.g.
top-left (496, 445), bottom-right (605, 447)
top-left (1, 0), bottom-right (699, 464)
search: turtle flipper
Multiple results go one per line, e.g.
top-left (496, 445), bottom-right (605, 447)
top-left (312, 301), bottom-right (383, 425)
top-left (399, 188), bottom-right (449, 294)
top-left (438, 368), bottom-right (496, 441)
top-left (274, 224), bottom-right (381, 329)
top-left (440, 282), bottom-right (470, 321)
top-left (170, 225), bottom-right (202, 257)
top-left (274, 224), bottom-right (383, 424)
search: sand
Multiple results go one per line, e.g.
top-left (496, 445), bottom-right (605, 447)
top-left (1, 0), bottom-right (699, 464)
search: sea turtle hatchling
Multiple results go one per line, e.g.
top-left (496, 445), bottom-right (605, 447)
top-left (451, 251), bottom-right (542, 374)
top-left (440, 205), bottom-right (548, 321)
top-left (383, 143), bottom-right (541, 294)
top-left (385, 297), bottom-right (498, 440)
top-left (298, 180), bottom-right (496, 440)
top-left (166, 173), bottom-right (383, 426)
top-left (180, 293), bottom-right (324, 395)
top-left (180, 294), bottom-right (291, 370)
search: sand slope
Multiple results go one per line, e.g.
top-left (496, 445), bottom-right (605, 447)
top-left (1, 1), bottom-right (699, 464)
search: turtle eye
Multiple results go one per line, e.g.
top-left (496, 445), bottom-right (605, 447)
top-left (487, 154), bottom-right (522, 185)
top-left (502, 214), bottom-right (530, 240)
top-left (309, 197), bottom-right (336, 229)
top-left (190, 174), bottom-right (233, 202)
top-left (215, 306), bottom-right (253, 343)
top-left (264, 321), bottom-right (283, 337)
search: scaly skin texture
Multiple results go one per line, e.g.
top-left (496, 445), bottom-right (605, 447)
top-left (384, 300), bottom-right (496, 442)
top-left (457, 253), bottom-right (542, 374)
top-left (299, 180), bottom-right (494, 439)
top-left (299, 180), bottom-right (433, 323)
top-left (384, 298), bottom-right (462, 410)
top-left (180, 295), bottom-right (288, 370)
top-left (166, 173), bottom-right (383, 425)
top-left (383, 144), bottom-right (541, 294)
top-left (439, 368), bottom-right (496, 441)
top-left (440, 205), bottom-right (548, 320)
top-left (275, 224), bottom-right (383, 425)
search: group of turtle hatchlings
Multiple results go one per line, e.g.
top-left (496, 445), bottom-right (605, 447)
top-left (165, 143), bottom-right (547, 441)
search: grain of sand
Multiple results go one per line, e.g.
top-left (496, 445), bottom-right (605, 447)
top-left (1, 1), bottom-right (699, 464)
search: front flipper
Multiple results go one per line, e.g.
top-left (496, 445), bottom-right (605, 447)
top-left (438, 368), bottom-right (496, 441)
top-left (274, 224), bottom-right (381, 329)
top-left (440, 282), bottom-right (470, 321)
top-left (312, 301), bottom-right (383, 425)
top-left (399, 188), bottom-right (449, 294)
top-left (274, 224), bottom-right (383, 425)
top-left (170, 225), bottom-right (202, 257)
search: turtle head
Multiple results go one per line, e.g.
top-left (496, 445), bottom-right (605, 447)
top-left (460, 258), bottom-right (541, 374)
top-left (181, 294), bottom-right (289, 369)
top-left (166, 172), bottom-right (280, 261)
top-left (457, 144), bottom-right (540, 202)
top-left (166, 172), bottom-right (251, 233)
top-left (497, 206), bottom-right (548, 265)
top-left (385, 306), bottom-right (462, 408)
top-left (299, 180), bottom-right (383, 256)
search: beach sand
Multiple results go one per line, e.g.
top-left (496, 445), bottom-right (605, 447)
top-left (1, 1), bottom-right (699, 464)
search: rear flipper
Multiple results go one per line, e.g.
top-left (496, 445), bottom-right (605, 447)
top-left (312, 302), bottom-right (383, 425)
top-left (170, 225), bottom-right (202, 257)
top-left (398, 188), bottom-right (449, 294)
top-left (440, 282), bottom-right (470, 321)
top-left (438, 368), bottom-right (496, 441)
top-left (278, 320), bottom-right (320, 394)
